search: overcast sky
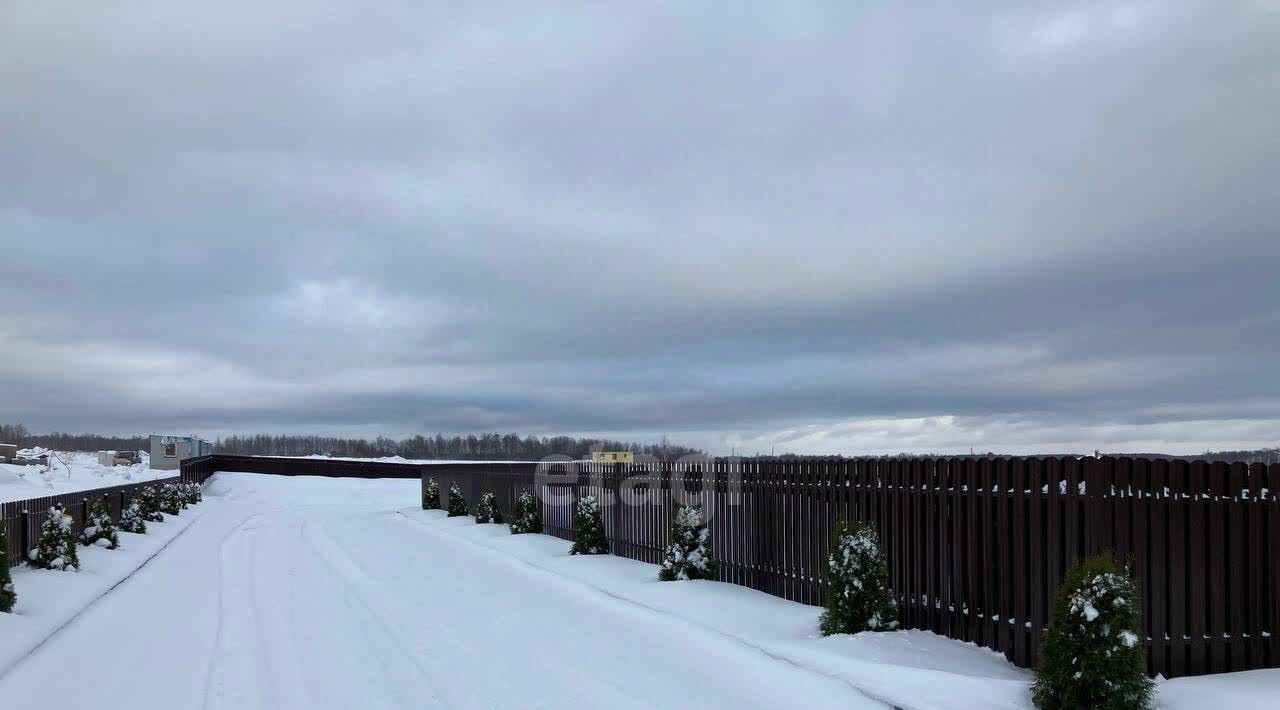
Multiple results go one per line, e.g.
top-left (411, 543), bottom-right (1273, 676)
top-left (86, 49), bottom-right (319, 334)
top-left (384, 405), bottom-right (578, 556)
top-left (2, 1), bottom-right (1278, 455)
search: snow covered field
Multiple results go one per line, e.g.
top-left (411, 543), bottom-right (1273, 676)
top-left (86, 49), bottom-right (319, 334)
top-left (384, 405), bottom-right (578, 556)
top-left (1, 471), bottom-right (1275, 709)
top-left (0, 451), bottom-right (173, 503)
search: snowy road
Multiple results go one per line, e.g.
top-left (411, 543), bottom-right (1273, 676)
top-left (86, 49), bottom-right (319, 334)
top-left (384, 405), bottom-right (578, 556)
top-left (0, 473), bottom-right (882, 709)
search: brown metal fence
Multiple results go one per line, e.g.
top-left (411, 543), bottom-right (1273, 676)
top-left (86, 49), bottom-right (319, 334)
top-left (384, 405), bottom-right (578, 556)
top-left (180, 454), bottom-right (422, 481)
top-left (3, 476), bottom-right (180, 569)
top-left (14, 453), bottom-right (1271, 681)
top-left (419, 456), bottom-right (1280, 679)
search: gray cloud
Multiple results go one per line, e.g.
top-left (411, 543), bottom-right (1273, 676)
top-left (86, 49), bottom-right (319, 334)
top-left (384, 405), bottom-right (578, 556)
top-left (2, 1), bottom-right (1278, 455)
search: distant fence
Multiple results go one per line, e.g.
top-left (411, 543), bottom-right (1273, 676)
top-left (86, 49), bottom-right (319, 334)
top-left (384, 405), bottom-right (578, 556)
top-left (166, 454), bottom-right (1280, 678)
top-left (179, 454), bottom-right (422, 482)
top-left (3, 476), bottom-right (180, 569)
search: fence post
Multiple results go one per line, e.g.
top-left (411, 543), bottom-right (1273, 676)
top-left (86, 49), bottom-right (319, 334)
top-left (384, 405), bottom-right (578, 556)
top-left (750, 460), bottom-right (763, 593)
top-left (1084, 457), bottom-right (1109, 558)
top-left (20, 510), bottom-right (29, 561)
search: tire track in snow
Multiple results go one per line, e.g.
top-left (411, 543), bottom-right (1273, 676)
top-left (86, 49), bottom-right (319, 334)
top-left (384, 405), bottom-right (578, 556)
top-left (299, 519), bottom-right (451, 708)
top-left (201, 513), bottom-right (270, 710)
top-left (303, 514), bottom-right (649, 709)
top-left (204, 514), bottom-right (331, 710)
top-left (327, 510), bottom-right (875, 708)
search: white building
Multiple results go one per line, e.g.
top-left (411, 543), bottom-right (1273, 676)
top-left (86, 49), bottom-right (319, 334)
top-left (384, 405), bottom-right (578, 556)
top-left (149, 434), bottom-right (214, 470)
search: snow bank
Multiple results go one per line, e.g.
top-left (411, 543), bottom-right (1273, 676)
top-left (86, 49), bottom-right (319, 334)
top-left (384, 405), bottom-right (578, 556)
top-left (0, 503), bottom-right (210, 675)
top-left (399, 508), bottom-right (1028, 709)
top-left (398, 508), bottom-right (1280, 710)
top-left (1157, 668), bottom-right (1280, 709)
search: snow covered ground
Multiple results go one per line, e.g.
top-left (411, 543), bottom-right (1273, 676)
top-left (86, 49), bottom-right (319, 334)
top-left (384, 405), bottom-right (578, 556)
top-left (0, 451), bottom-right (173, 503)
top-left (0, 471), bottom-right (1275, 709)
top-left (0, 502), bottom-right (207, 673)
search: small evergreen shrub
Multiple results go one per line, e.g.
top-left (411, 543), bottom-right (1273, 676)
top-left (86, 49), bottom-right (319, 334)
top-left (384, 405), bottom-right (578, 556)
top-left (422, 478), bottom-right (441, 510)
top-left (159, 483), bottom-right (183, 515)
top-left (79, 496), bottom-right (120, 549)
top-left (181, 482), bottom-right (203, 505)
top-left (1, 523), bottom-right (16, 612)
top-left (475, 491), bottom-right (502, 524)
top-left (659, 504), bottom-right (714, 581)
top-left (509, 490), bottom-right (541, 534)
top-left (118, 499), bottom-right (147, 534)
top-left (1032, 554), bottom-right (1153, 710)
top-left (138, 486), bottom-right (164, 523)
top-left (447, 483), bottom-right (468, 517)
top-left (570, 495), bottom-right (609, 555)
top-left (819, 520), bottom-right (898, 635)
top-left (28, 505), bottom-right (79, 571)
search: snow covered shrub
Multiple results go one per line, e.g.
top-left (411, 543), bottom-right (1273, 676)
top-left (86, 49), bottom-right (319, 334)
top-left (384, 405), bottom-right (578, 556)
top-left (159, 483), bottom-right (183, 515)
top-left (569, 495), bottom-right (609, 555)
top-left (181, 482), bottom-right (203, 505)
top-left (1032, 554), bottom-right (1153, 710)
top-left (118, 499), bottom-right (147, 534)
top-left (1, 523), bottom-right (16, 612)
top-left (509, 490), bottom-right (541, 534)
top-left (28, 505), bottom-right (79, 571)
top-left (659, 504), bottom-right (714, 581)
top-left (422, 478), bottom-right (441, 510)
top-left (819, 520), bottom-right (898, 635)
top-left (79, 496), bottom-right (120, 549)
top-left (475, 491), bottom-right (502, 524)
top-left (138, 486), bottom-right (164, 523)
top-left (447, 483), bottom-right (468, 517)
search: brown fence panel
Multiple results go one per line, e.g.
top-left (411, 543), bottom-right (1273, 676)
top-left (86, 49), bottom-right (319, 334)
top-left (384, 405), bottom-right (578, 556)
top-left (4, 476), bottom-right (181, 569)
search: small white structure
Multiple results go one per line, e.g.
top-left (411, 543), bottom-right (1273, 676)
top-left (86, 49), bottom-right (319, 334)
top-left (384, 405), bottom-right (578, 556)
top-left (98, 450), bottom-right (141, 466)
top-left (149, 435), bottom-right (214, 471)
top-left (591, 451), bottom-right (634, 464)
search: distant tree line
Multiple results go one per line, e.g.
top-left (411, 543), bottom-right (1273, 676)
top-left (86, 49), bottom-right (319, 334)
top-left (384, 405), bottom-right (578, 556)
top-left (214, 432), bottom-right (702, 461)
top-left (5, 422), bottom-right (1274, 464)
top-left (0, 424), bottom-right (702, 461)
top-left (0, 424), bottom-right (148, 452)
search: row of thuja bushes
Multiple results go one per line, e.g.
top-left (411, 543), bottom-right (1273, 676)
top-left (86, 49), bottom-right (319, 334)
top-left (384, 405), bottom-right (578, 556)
top-left (422, 477), bottom-right (1154, 709)
top-left (423, 480), bottom-right (700, 573)
top-left (0, 482), bottom-right (205, 615)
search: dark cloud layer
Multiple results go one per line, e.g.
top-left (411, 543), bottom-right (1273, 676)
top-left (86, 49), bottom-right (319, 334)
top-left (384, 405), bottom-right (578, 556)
top-left (2, 1), bottom-right (1278, 455)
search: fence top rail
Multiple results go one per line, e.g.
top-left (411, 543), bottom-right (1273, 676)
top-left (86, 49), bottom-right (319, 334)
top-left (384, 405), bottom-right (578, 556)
top-left (422, 455), bottom-right (1277, 467)
top-left (206, 454), bottom-right (420, 471)
top-left (191, 453), bottom-right (1280, 469)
